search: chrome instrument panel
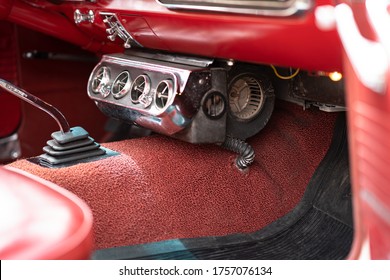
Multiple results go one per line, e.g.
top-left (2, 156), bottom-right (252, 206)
top-left (88, 53), bottom-right (227, 142)
top-left (156, 0), bottom-right (313, 17)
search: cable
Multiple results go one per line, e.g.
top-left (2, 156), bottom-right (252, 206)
top-left (270, 65), bottom-right (300, 80)
top-left (221, 137), bottom-right (255, 170)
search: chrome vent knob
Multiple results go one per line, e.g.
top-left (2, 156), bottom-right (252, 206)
top-left (111, 71), bottom-right (131, 99)
top-left (74, 9), bottom-right (94, 24)
top-left (155, 80), bottom-right (173, 110)
top-left (91, 66), bottom-right (111, 98)
top-left (130, 75), bottom-right (151, 108)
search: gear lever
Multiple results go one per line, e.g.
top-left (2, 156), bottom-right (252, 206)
top-left (0, 78), bottom-right (108, 167)
top-left (0, 78), bottom-right (70, 133)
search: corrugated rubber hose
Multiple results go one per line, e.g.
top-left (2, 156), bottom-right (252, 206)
top-left (221, 137), bottom-right (255, 169)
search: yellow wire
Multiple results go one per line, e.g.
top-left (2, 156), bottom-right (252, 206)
top-left (270, 65), bottom-right (300, 80)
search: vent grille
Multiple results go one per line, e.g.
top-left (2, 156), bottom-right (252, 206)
top-left (111, 71), bottom-right (131, 99)
top-left (228, 76), bottom-right (264, 120)
top-left (155, 80), bottom-right (173, 110)
top-left (92, 66), bottom-right (110, 97)
top-left (130, 75), bottom-right (151, 107)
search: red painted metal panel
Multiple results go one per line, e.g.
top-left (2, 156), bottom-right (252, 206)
top-left (6, 0), bottom-right (341, 71)
top-left (6, 1), bottom-right (120, 53)
top-left (340, 1), bottom-right (390, 260)
top-left (0, 0), bottom-right (14, 19)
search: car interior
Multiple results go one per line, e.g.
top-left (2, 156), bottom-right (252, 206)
top-left (0, 0), bottom-right (389, 260)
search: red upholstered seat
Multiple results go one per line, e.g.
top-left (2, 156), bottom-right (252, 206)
top-left (0, 166), bottom-right (93, 259)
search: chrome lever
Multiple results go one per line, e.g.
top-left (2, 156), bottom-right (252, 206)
top-left (106, 27), bottom-right (116, 35)
top-left (0, 79), bottom-right (70, 133)
top-left (107, 31), bottom-right (118, 41)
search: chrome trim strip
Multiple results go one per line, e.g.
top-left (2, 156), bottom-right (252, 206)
top-left (156, 0), bottom-right (312, 17)
top-left (125, 50), bottom-right (214, 68)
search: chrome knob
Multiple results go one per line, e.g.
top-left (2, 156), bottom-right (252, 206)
top-left (74, 9), bottom-right (94, 24)
top-left (102, 16), bottom-right (113, 24)
top-left (106, 28), bottom-right (115, 35)
top-left (139, 93), bottom-right (153, 108)
top-left (100, 85), bottom-right (111, 98)
top-left (123, 38), bottom-right (132, 49)
top-left (107, 32), bottom-right (118, 41)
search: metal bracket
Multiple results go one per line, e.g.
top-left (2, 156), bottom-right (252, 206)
top-left (100, 12), bottom-right (143, 49)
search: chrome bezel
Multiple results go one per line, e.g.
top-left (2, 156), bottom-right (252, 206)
top-left (155, 79), bottom-right (174, 111)
top-left (111, 71), bottom-right (132, 99)
top-left (92, 66), bottom-right (111, 95)
top-left (130, 74), bottom-right (152, 105)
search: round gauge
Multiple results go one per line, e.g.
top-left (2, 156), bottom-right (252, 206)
top-left (92, 66), bottom-right (110, 97)
top-left (130, 74), bottom-right (151, 107)
top-left (155, 79), bottom-right (173, 110)
top-left (111, 71), bottom-right (131, 99)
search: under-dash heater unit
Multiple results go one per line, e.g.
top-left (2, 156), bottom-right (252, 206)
top-left (87, 53), bottom-right (227, 144)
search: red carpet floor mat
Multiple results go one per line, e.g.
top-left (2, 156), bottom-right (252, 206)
top-left (92, 114), bottom-right (352, 259)
top-left (9, 101), bottom-right (336, 250)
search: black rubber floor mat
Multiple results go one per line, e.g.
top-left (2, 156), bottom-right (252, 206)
top-left (92, 114), bottom-right (353, 260)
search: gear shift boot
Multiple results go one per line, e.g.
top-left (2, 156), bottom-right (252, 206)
top-left (51, 126), bottom-right (90, 144)
top-left (43, 141), bottom-right (100, 156)
top-left (0, 78), bottom-right (118, 167)
top-left (39, 147), bottom-right (106, 166)
top-left (47, 137), bottom-right (94, 151)
top-left (38, 127), bottom-right (107, 167)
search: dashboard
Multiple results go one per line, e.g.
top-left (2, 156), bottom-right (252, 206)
top-left (1, 0), bottom-right (342, 71)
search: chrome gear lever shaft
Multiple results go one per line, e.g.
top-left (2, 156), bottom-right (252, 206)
top-left (0, 78), bottom-right (70, 133)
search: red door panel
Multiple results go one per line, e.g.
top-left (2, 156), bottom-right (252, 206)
top-left (335, 0), bottom-right (390, 259)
